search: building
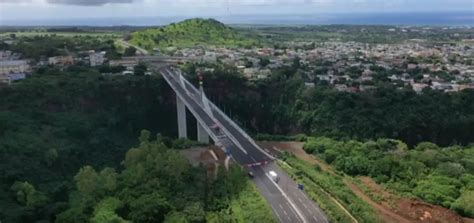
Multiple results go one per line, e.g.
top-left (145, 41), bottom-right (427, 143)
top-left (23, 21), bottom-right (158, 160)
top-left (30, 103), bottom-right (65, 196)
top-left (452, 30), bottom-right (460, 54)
top-left (0, 60), bottom-right (30, 75)
top-left (48, 55), bottom-right (74, 65)
top-left (0, 73), bottom-right (26, 85)
top-left (48, 56), bottom-right (74, 66)
top-left (89, 51), bottom-right (106, 67)
top-left (0, 51), bottom-right (13, 60)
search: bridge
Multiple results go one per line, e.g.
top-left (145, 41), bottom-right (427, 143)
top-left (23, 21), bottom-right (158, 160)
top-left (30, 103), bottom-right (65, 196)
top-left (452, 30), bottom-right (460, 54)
top-left (154, 65), bottom-right (329, 223)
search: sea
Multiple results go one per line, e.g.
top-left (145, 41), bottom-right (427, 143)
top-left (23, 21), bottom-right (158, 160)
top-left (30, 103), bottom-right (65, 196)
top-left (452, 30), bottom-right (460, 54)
top-left (0, 11), bottom-right (473, 27)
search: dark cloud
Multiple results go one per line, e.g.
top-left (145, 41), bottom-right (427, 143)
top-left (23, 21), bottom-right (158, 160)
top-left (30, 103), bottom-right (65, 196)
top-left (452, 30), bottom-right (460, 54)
top-left (46, 0), bottom-right (138, 6)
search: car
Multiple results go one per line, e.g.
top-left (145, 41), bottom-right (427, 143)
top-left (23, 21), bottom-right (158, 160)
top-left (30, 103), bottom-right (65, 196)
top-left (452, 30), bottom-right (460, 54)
top-left (248, 171), bottom-right (255, 178)
top-left (269, 171), bottom-right (279, 183)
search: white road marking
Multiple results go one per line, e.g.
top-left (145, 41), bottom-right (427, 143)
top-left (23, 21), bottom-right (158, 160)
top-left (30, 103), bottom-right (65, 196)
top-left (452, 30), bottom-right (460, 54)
top-left (279, 204), bottom-right (292, 222)
top-left (296, 189), bottom-right (329, 222)
top-left (272, 206), bottom-right (283, 222)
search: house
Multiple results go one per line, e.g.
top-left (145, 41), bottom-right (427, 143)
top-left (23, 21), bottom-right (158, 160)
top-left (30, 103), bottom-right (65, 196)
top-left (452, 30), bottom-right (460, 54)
top-left (0, 73), bottom-right (26, 85)
top-left (0, 51), bottom-right (13, 60)
top-left (89, 51), bottom-right (106, 67)
top-left (49, 56), bottom-right (74, 66)
top-left (202, 51), bottom-right (217, 63)
top-left (407, 63), bottom-right (418, 69)
top-left (0, 60), bottom-right (30, 75)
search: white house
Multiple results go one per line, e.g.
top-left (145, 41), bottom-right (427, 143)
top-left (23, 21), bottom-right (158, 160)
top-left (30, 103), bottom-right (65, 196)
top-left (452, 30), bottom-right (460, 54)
top-left (89, 51), bottom-right (105, 67)
top-left (0, 60), bottom-right (30, 75)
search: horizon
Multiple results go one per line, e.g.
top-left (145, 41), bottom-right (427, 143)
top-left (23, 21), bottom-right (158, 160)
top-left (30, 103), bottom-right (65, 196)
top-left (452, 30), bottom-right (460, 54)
top-left (1, 11), bottom-right (473, 27)
top-left (0, 0), bottom-right (473, 26)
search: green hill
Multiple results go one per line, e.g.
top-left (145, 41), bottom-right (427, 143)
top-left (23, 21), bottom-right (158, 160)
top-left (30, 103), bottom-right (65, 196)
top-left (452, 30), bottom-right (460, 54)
top-left (130, 18), bottom-right (258, 51)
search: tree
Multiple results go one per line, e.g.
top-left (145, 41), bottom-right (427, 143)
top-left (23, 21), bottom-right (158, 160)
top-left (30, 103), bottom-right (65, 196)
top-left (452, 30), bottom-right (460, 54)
top-left (413, 176), bottom-right (461, 207)
top-left (259, 57), bottom-right (270, 67)
top-left (55, 206), bottom-right (89, 223)
top-left (451, 190), bottom-right (474, 217)
top-left (74, 166), bottom-right (100, 196)
top-left (128, 193), bottom-right (171, 223)
top-left (44, 148), bottom-right (58, 166)
top-left (98, 168), bottom-right (118, 193)
top-left (10, 181), bottom-right (49, 209)
top-left (182, 202), bottom-right (206, 223)
top-left (124, 47), bottom-right (137, 57)
top-left (437, 162), bottom-right (466, 178)
top-left (134, 63), bottom-right (148, 76)
top-left (415, 142), bottom-right (440, 151)
top-left (164, 212), bottom-right (188, 223)
top-left (90, 197), bottom-right (129, 223)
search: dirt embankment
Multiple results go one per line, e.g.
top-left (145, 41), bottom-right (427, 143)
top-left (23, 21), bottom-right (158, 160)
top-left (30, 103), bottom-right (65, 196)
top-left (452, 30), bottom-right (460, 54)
top-left (258, 141), bottom-right (474, 223)
top-left (180, 145), bottom-right (232, 177)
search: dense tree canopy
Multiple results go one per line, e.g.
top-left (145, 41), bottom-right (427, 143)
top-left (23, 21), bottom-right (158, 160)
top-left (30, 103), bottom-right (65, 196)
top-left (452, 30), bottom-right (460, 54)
top-left (56, 130), bottom-right (275, 223)
top-left (0, 68), bottom-right (176, 222)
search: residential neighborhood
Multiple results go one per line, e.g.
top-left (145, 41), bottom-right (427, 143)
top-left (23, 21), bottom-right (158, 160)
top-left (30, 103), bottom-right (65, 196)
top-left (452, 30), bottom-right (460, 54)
top-left (169, 39), bottom-right (474, 93)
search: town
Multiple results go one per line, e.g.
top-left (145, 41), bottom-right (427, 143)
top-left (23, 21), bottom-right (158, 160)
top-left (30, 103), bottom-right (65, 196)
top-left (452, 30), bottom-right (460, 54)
top-left (1, 26), bottom-right (473, 94)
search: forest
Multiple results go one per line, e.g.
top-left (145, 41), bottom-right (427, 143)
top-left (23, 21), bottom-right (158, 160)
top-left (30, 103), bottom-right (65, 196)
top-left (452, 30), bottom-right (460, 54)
top-left (0, 67), bottom-right (274, 222)
top-left (55, 130), bottom-right (274, 223)
top-left (0, 67), bottom-right (174, 222)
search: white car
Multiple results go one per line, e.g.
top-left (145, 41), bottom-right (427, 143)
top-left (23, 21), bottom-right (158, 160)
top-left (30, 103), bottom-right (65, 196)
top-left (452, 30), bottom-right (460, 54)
top-left (269, 171), bottom-right (279, 183)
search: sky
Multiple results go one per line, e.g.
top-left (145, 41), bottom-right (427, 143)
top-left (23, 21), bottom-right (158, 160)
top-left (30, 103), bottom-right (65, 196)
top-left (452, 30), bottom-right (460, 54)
top-left (0, 0), bottom-right (473, 24)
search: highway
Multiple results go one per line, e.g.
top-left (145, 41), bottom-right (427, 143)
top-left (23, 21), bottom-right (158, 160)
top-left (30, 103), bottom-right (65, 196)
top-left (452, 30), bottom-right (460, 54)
top-left (159, 67), bottom-right (328, 223)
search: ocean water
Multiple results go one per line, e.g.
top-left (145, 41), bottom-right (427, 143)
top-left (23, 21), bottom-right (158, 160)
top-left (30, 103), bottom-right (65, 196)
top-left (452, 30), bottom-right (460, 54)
top-left (1, 11), bottom-right (473, 26)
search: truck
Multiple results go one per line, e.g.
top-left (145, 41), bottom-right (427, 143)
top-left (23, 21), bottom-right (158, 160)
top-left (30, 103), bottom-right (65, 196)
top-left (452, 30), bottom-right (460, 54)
top-left (269, 171), bottom-right (279, 183)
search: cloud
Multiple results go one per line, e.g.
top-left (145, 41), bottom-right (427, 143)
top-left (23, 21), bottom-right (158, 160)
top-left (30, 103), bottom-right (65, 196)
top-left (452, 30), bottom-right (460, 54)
top-left (46, 0), bottom-right (139, 6)
top-left (0, 0), bottom-right (32, 3)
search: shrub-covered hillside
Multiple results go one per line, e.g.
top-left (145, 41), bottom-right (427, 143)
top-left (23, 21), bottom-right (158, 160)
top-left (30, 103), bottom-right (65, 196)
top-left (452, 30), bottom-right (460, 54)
top-left (130, 18), bottom-right (258, 50)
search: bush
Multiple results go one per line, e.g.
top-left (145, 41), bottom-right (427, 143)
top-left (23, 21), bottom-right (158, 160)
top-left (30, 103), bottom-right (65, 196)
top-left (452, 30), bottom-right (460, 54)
top-left (413, 176), bottom-right (461, 207)
top-left (451, 190), bottom-right (474, 218)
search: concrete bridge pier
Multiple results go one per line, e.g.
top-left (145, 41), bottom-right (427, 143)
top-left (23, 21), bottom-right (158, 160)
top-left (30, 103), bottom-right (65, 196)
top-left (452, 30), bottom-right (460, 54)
top-left (197, 122), bottom-right (210, 144)
top-left (177, 96), bottom-right (187, 139)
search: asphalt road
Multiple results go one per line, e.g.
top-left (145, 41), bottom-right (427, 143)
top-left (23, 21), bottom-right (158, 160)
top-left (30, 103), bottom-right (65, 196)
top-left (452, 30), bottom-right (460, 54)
top-left (160, 67), bottom-right (328, 223)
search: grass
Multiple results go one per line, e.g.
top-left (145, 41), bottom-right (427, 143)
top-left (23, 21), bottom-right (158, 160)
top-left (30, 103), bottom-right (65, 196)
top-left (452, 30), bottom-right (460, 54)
top-left (280, 154), bottom-right (379, 223)
top-left (229, 181), bottom-right (277, 223)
